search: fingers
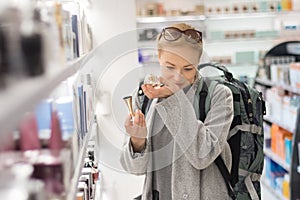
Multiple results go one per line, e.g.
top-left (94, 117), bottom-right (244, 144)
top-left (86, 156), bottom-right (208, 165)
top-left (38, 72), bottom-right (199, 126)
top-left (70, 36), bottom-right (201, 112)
top-left (124, 114), bottom-right (132, 127)
top-left (133, 110), bottom-right (146, 127)
top-left (142, 84), bottom-right (170, 99)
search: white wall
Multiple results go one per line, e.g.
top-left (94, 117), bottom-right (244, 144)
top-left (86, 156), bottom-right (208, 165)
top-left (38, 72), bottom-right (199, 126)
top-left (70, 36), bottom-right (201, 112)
top-left (83, 0), bottom-right (146, 199)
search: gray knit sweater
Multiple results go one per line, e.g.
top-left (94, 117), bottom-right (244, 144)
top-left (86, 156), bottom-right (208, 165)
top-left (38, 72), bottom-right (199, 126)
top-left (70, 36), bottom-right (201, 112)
top-left (121, 75), bottom-right (234, 200)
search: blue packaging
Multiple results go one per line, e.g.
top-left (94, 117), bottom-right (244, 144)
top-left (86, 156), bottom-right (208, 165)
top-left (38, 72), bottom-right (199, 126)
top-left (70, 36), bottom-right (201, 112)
top-left (55, 96), bottom-right (74, 139)
top-left (285, 137), bottom-right (292, 164)
top-left (35, 99), bottom-right (53, 131)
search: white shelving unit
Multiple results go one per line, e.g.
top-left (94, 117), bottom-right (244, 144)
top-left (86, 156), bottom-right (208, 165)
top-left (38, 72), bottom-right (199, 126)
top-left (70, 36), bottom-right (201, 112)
top-left (256, 78), bottom-right (300, 95)
top-left (136, 15), bottom-right (206, 24)
top-left (0, 56), bottom-right (87, 138)
top-left (66, 120), bottom-right (97, 200)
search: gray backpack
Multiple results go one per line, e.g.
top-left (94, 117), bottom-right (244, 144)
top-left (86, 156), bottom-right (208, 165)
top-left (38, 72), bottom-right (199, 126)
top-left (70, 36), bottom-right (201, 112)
top-left (139, 63), bottom-right (266, 200)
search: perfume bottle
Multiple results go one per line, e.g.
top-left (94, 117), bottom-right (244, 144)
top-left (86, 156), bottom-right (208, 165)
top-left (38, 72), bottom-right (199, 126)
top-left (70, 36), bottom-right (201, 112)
top-left (123, 96), bottom-right (134, 116)
top-left (144, 74), bottom-right (161, 86)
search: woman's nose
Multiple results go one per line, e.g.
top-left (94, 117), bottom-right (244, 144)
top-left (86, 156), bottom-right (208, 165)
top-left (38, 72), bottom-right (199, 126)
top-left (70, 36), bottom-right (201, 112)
top-left (173, 70), bottom-right (184, 81)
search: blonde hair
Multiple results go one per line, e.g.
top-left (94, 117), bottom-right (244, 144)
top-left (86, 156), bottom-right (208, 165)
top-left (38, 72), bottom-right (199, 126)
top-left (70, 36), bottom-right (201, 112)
top-left (157, 23), bottom-right (203, 66)
top-left (169, 23), bottom-right (195, 32)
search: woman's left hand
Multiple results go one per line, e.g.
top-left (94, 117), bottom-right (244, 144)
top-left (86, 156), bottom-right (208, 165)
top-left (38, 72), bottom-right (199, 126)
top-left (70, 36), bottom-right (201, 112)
top-left (141, 84), bottom-right (173, 99)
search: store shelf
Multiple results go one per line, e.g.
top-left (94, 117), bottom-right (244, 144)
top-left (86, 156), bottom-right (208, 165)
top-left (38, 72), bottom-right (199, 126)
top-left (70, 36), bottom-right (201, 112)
top-left (264, 116), bottom-right (294, 133)
top-left (0, 55), bottom-right (87, 139)
top-left (137, 11), bottom-right (300, 24)
top-left (136, 15), bottom-right (206, 24)
top-left (66, 120), bottom-right (97, 200)
top-left (205, 37), bottom-right (276, 44)
top-left (206, 11), bottom-right (277, 20)
top-left (256, 78), bottom-right (300, 95)
top-left (264, 148), bottom-right (290, 172)
top-left (261, 176), bottom-right (288, 200)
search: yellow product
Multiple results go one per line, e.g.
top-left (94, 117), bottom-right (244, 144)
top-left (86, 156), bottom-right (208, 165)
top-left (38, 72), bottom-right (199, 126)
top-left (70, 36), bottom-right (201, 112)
top-left (281, 0), bottom-right (292, 10)
top-left (282, 174), bottom-right (290, 199)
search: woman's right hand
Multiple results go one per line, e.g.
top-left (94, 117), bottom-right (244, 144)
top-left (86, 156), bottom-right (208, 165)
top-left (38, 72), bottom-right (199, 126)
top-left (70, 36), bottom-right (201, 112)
top-left (124, 109), bottom-right (147, 152)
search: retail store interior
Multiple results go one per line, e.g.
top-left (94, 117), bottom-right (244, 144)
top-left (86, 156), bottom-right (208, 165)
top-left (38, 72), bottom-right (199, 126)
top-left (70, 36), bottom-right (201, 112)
top-left (0, 0), bottom-right (300, 199)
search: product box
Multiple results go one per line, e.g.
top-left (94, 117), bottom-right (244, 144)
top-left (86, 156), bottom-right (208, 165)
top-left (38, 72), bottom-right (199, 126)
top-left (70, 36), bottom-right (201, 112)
top-left (284, 137), bottom-right (292, 164)
top-left (277, 129), bottom-right (292, 159)
top-left (282, 96), bottom-right (291, 128)
top-left (55, 96), bottom-right (74, 139)
top-left (264, 157), bottom-right (286, 188)
top-left (271, 124), bottom-right (280, 153)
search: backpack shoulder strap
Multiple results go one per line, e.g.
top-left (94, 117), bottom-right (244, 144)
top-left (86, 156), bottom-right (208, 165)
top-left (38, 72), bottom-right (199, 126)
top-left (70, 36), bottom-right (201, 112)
top-left (198, 76), bottom-right (237, 199)
top-left (198, 77), bottom-right (218, 122)
top-left (138, 81), bottom-right (149, 115)
top-left (138, 81), bottom-right (154, 115)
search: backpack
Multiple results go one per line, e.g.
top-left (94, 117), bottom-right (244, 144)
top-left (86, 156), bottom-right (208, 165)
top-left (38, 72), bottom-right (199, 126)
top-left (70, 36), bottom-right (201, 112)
top-left (138, 62), bottom-right (266, 200)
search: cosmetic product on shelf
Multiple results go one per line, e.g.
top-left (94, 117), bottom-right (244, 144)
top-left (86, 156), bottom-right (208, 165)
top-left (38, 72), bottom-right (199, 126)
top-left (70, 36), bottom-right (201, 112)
top-left (20, 2), bottom-right (48, 77)
top-left (289, 63), bottom-right (300, 88)
top-left (0, 161), bottom-right (47, 200)
top-left (281, 0), bottom-right (292, 11)
top-left (36, 99), bottom-right (52, 139)
top-left (49, 110), bottom-right (63, 150)
top-left (20, 10), bottom-right (45, 77)
top-left (55, 96), bottom-right (75, 140)
top-left (19, 112), bottom-right (41, 151)
top-left (2, 7), bottom-right (27, 80)
top-left (28, 149), bottom-right (71, 199)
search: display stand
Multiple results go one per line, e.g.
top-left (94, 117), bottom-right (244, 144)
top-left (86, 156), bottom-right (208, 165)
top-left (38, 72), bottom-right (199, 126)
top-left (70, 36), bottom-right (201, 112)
top-left (254, 41), bottom-right (300, 200)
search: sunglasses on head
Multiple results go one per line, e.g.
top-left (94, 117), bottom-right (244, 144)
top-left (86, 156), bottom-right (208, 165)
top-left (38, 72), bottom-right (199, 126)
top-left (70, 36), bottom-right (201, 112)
top-left (158, 27), bottom-right (202, 43)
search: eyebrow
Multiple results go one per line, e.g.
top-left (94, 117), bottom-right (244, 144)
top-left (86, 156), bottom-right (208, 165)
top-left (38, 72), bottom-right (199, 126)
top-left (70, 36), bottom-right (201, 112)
top-left (165, 61), bottom-right (193, 68)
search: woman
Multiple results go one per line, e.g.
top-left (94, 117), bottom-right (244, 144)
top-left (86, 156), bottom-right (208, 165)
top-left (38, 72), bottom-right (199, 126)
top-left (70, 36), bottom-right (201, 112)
top-left (121, 23), bottom-right (234, 200)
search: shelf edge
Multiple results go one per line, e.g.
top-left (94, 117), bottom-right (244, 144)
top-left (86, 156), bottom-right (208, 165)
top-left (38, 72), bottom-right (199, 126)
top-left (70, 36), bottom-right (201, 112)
top-left (264, 148), bottom-right (290, 172)
top-left (66, 121), bottom-right (97, 200)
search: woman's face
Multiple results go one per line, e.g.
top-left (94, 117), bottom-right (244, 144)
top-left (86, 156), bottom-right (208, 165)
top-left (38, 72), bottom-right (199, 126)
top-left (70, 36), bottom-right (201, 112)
top-left (158, 50), bottom-right (197, 88)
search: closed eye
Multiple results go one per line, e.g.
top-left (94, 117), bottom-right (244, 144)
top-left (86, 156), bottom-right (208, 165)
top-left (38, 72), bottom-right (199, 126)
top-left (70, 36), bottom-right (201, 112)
top-left (166, 66), bottom-right (175, 70)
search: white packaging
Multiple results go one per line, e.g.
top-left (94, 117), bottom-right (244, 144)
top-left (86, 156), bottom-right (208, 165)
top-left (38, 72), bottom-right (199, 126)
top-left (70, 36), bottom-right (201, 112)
top-left (282, 96), bottom-right (291, 128)
top-left (292, 0), bottom-right (300, 10)
top-left (289, 63), bottom-right (300, 88)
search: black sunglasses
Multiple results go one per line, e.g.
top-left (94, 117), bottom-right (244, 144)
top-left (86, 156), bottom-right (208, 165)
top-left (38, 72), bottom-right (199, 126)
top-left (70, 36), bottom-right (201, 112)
top-left (158, 27), bottom-right (202, 43)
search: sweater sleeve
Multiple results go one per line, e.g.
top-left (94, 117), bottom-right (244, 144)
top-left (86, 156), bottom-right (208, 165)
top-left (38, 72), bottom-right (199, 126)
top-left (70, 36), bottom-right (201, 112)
top-left (120, 88), bottom-right (151, 175)
top-left (155, 84), bottom-right (233, 169)
top-left (120, 136), bottom-right (151, 175)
